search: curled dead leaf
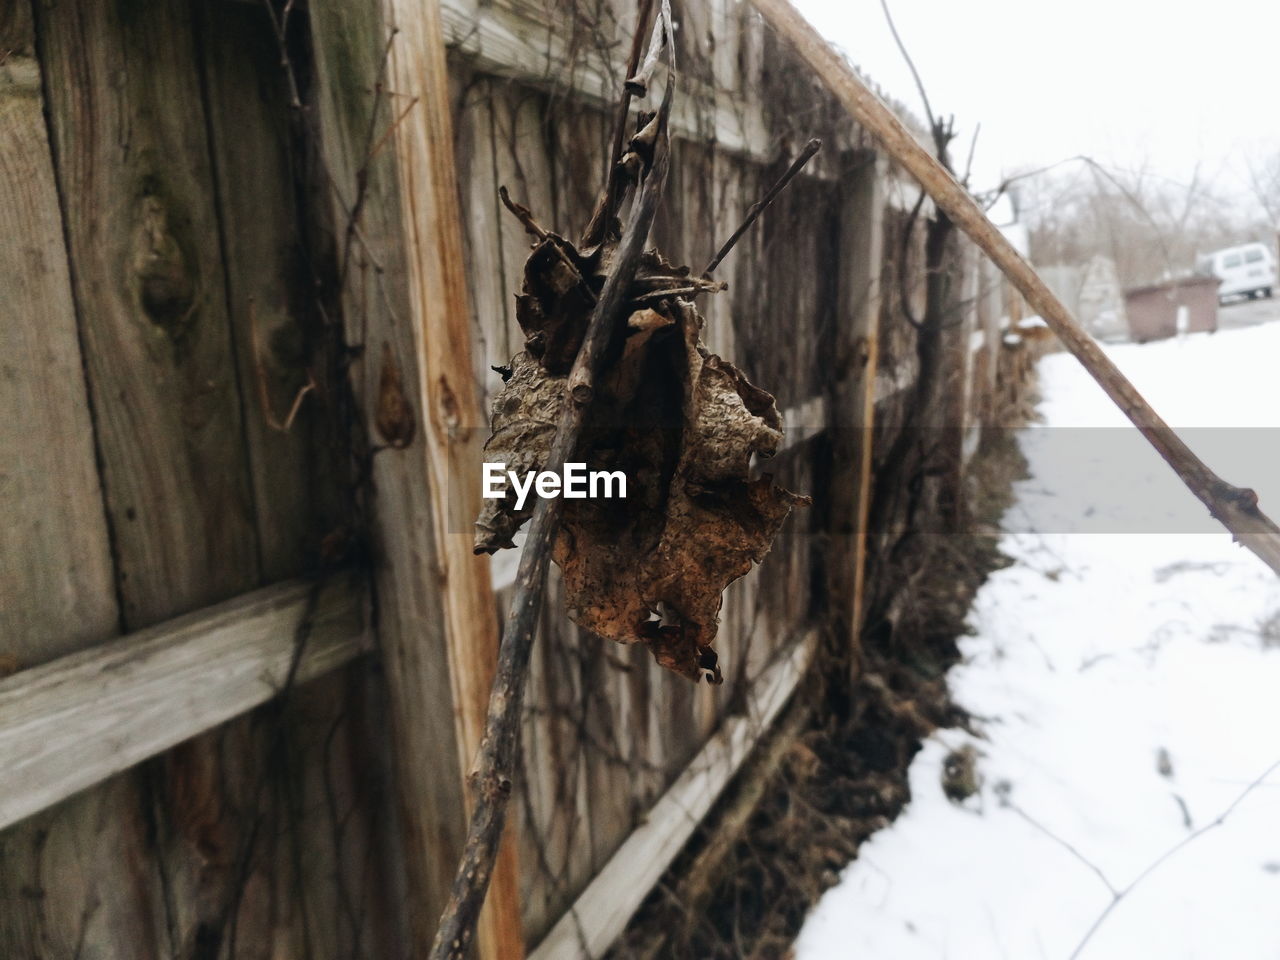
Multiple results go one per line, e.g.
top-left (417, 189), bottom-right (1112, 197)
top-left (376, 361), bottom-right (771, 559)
top-left (476, 217), bottom-right (807, 681)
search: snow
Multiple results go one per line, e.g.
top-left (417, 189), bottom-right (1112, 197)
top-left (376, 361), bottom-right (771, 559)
top-left (796, 323), bottom-right (1280, 960)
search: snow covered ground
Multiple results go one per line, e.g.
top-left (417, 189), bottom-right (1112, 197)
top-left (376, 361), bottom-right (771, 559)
top-left (796, 322), bottom-right (1280, 960)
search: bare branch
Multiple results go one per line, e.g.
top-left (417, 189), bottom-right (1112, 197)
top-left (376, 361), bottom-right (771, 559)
top-left (1069, 755), bottom-right (1280, 959)
top-left (498, 186), bottom-right (598, 304)
top-left (580, 0), bottom-right (657, 247)
top-left (626, 11), bottom-right (666, 97)
top-left (1005, 801), bottom-right (1118, 897)
top-left (703, 138), bottom-right (822, 276)
top-left (896, 189), bottom-right (926, 331)
top-left (879, 0), bottom-right (935, 133)
top-left (962, 121), bottom-right (980, 187)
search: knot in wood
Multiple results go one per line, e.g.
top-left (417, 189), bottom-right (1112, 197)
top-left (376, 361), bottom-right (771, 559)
top-left (131, 193), bottom-right (195, 331)
top-left (374, 343), bottom-right (416, 449)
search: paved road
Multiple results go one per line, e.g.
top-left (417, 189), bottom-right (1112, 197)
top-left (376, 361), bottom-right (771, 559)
top-left (1217, 292), bottom-right (1280, 331)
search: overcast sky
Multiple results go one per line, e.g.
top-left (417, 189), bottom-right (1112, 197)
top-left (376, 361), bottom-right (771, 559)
top-left (791, 0), bottom-right (1280, 206)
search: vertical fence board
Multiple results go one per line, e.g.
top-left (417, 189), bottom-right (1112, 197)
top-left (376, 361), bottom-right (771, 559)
top-left (196, 0), bottom-right (341, 579)
top-left (0, 8), bottom-right (150, 958)
top-left (194, 7), bottom-right (398, 958)
top-left (0, 2), bottom-right (117, 664)
top-left (311, 1), bottom-right (529, 956)
top-left (29, 0), bottom-right (282, 955)
top-left (378, 0), bottom-right (524, 952)
top-left (34, 0), bottom-right (260, 628)
top-left (833, 151), bottom-right (886, 652)
top-left (307, 2), bottom-right (470, 954)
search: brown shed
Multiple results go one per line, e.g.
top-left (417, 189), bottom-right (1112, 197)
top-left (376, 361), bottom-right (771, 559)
top-left (1124, 276), bottom-right (1219, 342)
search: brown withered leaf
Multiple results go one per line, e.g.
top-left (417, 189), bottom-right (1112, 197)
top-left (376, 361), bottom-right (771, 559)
top-left (474, 352), bottom-right (566, 552)
top-left (476, 227), bottom-right (807, 681)
top-left (514, 236), bottom-right (600, 374)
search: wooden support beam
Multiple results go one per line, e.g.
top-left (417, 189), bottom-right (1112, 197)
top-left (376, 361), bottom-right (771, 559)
top-left (381, 1), bottom-right (526, 956)
top-left (307, 0), bottom-right (525, 953)
top-left (750, 0), bottom-right (1280, 577)
top-left (0, 575), bottom-right (366, 832)
top-left (527, 630), bottom-right (818, 960)
top-left (834, 151), bottom-right (887, 653)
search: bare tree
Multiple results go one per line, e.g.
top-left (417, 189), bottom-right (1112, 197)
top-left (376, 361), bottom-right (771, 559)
top-left (1018, 158), bottom-right (1249, 288)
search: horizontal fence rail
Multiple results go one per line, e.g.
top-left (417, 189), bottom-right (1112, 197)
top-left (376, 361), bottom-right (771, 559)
top-left (0, 574), bottom-right (367, 831)
top-left (528, 628), bottom-right (818, 960)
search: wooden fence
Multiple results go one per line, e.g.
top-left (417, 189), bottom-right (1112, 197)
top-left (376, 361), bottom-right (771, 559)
top-left (0, 0), bottom-right (1032, 956)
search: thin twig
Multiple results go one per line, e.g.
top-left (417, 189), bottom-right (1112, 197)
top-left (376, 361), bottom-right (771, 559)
top-left (366, 95), bottom-right (420, 164)
top-left (703, 138), bottom-right (822, 276)
top-left (249, 297), bottom-right (316, 432)
top-left (878, 0), bottom-right (935, 132)
top-left (498, 185), bottom-right (598, 304)
top-left (630, 282), bottom-right (726, 304)
top-left (427, 67), bottom-right (675, 960)
top-left (1006, 802), bottom-right (1117, 897)
top-left (1069, 755), bottom-right (1280, 959)
top-left (580, 0), bottom-right (657, 247)
top-left (962, 121), bottom-right (980, 186)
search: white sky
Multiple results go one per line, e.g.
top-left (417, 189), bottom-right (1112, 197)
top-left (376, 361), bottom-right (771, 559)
top-left (791, 0), bottom-right (1280, 204)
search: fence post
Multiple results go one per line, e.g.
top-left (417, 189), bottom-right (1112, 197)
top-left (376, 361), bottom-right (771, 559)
top-left (309, 0), bottom-right (523, 953)
top-left (829, 149), bottom-right (886, 674)
top-left (377, 0), bottom-right (526, 955)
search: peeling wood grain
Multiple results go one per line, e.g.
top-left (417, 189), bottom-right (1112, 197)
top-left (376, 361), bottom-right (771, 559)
top-left (309, 1), bottom-right (527, 955)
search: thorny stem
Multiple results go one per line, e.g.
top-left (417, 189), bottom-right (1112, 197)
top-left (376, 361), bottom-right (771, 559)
top-left (427, 81), bottom-right (675, 960)
top-left (702, 138), bottom-right (822, 276)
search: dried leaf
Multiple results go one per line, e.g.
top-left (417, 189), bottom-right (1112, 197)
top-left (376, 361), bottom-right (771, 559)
top-left (476, 225), bottom-right (807, 680)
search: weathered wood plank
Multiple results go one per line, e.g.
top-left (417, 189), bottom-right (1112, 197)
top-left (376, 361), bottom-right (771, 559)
top-left (193, 11), bottom-right (400, 957)
top-left (0, 8), bottom-right (147, 957)
top-left (378, 0), bottom-right (525, 953)
top-left (0, 2), bottom-right (117, 665)
top-left (831, 151), bottom-right (887, 655)
top-left (0, 575), bottom-right (366, 832)
top-left (197, 0), bottom-right (342, 580)
top-left (35, 0), bottom-right (261, 626)
top-left (308, 1), bottom-right (527, 955)
top-left (453, 72), bottom-right (515, 410)
top-left (528, 630), bottom-right (818, 960)
top-left (16, 2), bottom-right (272, 954)
top-left (436, 0), bottom-right (780, 171)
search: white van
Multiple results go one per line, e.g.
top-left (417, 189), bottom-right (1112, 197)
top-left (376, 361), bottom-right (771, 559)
top-left (1196, 242), bottom-right (1276, 303)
